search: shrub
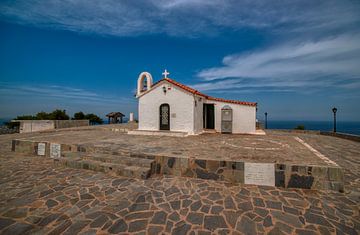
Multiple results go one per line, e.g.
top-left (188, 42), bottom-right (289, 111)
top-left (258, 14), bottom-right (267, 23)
top-left (294, 125), bottom-right (305, 130)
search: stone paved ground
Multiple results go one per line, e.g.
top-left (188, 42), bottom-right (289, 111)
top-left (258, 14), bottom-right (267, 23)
top-left (17, 127), bottom-right (338, 165)
top-left (0, 132), bottom-right (359, 234)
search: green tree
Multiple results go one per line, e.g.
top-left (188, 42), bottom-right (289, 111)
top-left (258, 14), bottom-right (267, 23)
top-left (48, 109), bottom-right (69, 120)
top-left (73, 111), bottom-right (85, 120)
top-left (84, 113), bottom-right (103, 125)
top-left (294, 125), bottom-right (305, 130)
top-left (36, 111), bottom-right (51, 120)
top-left (14, 115), bottom-right (36, 120)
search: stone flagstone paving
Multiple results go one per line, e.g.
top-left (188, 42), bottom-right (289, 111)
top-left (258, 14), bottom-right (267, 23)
top-left (0, 132), bottom-right (359, 234)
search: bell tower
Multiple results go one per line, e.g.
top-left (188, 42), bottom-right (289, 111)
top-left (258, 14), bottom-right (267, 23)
top-left (137, 72), bottom-right (153, 97)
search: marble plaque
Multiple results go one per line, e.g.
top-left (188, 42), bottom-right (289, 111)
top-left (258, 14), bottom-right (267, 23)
top-left (37, 143), bottom-right (46, 156)
top-left (244, 163), bottom-right (275, 186)
top-left (50, 143), bottom-right (61, 158)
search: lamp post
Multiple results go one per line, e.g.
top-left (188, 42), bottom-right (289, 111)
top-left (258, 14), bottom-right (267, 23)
top-left (265, 112), bottom-right (268, 129)
top-left (332, 107), bottom-right (337, 133)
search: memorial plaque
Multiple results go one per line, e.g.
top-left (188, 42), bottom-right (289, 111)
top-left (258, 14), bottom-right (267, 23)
top-left (244, 163), bottom-right (275, 186)
top-left (50, 143), bottom-right (61, 158)
top-left (37, 143), bottom-right (46, 156)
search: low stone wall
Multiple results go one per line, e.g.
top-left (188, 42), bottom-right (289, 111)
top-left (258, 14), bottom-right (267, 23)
top-left (19, 120), bottom-right (54, 133)
top-left (12, 139), bottom-right (344, 192)
top-left (13, 120), bottom-right (90, 133)
top-left (270, 129), bottom-right (360, 142)
top-left (54, 120), bottom-right (89, 129)
top-left (130, 153), bottom-right (344, 192)
top-left (11, 139), bottom-right (78, 157)
top-left (320, 132), bottom-right (360, 142)
top-left (268, 129), bottom-right (321, 135)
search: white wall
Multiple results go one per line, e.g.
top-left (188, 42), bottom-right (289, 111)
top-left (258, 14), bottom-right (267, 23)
top-left (138, 81), bottom-right (195, 133)
top-left (211, 101), bottom-right (256, 134)
top-left (19, 120), bottom-right (55, 133)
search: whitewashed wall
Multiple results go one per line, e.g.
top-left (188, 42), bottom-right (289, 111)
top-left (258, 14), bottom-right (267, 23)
top-left (138, 81), bottom-right (195, 134)
top-left (211, 101), bottom-right (256, 134)
top-left (19, 120), bottom-right (55, 133)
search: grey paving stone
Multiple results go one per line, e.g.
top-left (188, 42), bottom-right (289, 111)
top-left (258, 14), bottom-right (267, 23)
top-left (263, 215), bottom-right (273, 227)
top-left (108, 219), bottom-right (127, 233)
top-left (1, 222), bottom-right (34, 235)
top-left (0, 218), bottom-right (15, 230)
top-left (204, 215), bottom-right (227, 231)
top-left (172, 222), bottom-right (191, 235)
top-left (89, 215), bottom-right (108, 228)
top-left (186, 212), bottom-right (204, 225)
top-left (304, 211), bottom-right (332, 227)
top-left (236, 216), bottom-right (257, 235)
top-left (45, 199), bottom-right (58, 208)
top-left (151, 211), bottom-right (167, 224)
top-left (128, 219), bottom-right (148, 232)
top-left (3, 208), bottom-right (27, 218)
top-left (63, 220), bottom-right (90, 235)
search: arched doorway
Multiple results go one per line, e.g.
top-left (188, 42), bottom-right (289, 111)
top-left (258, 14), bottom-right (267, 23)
top-left (159, 103), bottom-right (170, 130)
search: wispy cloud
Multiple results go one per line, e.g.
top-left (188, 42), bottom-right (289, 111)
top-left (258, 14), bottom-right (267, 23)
top-left (0, 0), bottom-right (359, 37)
top-left (193, 34), bottom-right (360, 92)
top-left (0, 82), bottom-right (134, 105)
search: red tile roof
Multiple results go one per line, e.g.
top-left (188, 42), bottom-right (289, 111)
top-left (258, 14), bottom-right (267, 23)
top-left (154, 78), bottom-right (256, 107)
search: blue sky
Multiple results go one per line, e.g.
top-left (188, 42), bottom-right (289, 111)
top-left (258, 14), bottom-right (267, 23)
top-left (0, 0), bottom-right (359, 121)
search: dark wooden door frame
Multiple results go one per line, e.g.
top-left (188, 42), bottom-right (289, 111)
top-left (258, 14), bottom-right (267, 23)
top-left (203, 103), bottom-right (215, 129)
top-left (159, 103), bottom-right (170, 130)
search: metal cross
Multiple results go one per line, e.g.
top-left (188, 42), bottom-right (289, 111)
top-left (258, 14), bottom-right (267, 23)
top-left (162, 69), bottom-right (170, 78)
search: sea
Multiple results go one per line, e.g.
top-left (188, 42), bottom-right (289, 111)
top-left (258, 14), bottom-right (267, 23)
top-left (1, 118), bottom-right (359, 135)
top-left (266, 120), bottom-right (360, 136)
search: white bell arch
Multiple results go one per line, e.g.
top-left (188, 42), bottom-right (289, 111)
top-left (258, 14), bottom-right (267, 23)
top-left (137, 72), bottom-right (153, 96)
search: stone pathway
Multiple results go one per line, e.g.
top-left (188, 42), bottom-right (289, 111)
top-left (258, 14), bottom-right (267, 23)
top-left (0, 133), bottom-right (359, 234)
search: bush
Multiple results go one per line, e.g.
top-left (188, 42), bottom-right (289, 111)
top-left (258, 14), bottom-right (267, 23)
top-left (84, 113), bottom-right (103, 125)
top-left (71, 112), bottom-right (103, 125)
top-left (11, 110), bottom-right (103, 125)
top-left (14, 115), bottom-right (37, 120)
top-left (73, 111), bottom-right (85, 120)
top-left (294, 125), bottom-right (305, 130)
top-left (48, 109), bottom-right (70, 120)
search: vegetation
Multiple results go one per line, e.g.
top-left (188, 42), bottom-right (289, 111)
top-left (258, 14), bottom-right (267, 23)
top-left (6, 109), bottom-right (103, 128)
top-left (294, 125), bottom-right (305, 130)
top-left (73, 111), bottom-right (103, 125)
top-left (84, 113), bottom-right (103, 125)
top-left (73, 111), bottom-right (85, 120)
top-left (13, 109), bottom-right (70, 121)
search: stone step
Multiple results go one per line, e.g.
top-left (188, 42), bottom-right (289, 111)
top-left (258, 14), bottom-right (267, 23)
top-left (56, 156), bottom-right (152, 179)
top-left (62, 151), bottom-right (155, 168)
top-left (127, 130), bottom-right (188, 137)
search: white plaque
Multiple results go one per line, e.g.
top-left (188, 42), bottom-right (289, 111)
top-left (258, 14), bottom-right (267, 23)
top-left (50, 143), bottom-right (61, 158)
top-left (244, 163), bottom-right (275, 186)
top-left (37, 143), bottom-right (46, 156)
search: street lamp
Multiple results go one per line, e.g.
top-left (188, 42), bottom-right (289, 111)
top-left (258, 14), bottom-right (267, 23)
top-left (332, 107), bottom-right (337, 133)
top-left (265, 112), bottom-right (268, 129)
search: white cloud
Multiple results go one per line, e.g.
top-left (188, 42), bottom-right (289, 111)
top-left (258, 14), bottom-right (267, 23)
top-left (193, 34), bottom-right (360, 92)
top-left (0, 0), bottom-right (359, 37)
top-left (0, 83), bottom-right (134, 105)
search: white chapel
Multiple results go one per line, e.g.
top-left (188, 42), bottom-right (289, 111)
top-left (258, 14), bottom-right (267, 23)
top-left (135, 71), bottom-right (257, 135)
